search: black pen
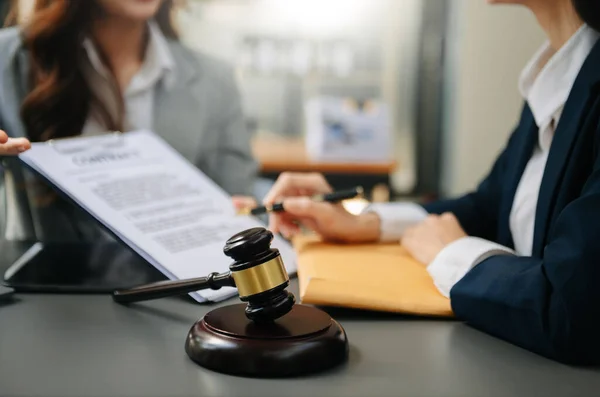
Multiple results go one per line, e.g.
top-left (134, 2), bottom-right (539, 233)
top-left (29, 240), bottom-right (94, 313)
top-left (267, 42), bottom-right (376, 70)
top-left (237, 186), bottom-right (364, 216)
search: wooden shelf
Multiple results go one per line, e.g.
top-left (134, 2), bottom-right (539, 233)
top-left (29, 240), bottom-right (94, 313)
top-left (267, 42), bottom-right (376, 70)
top-left (252, 137), bottom-right (397, 175)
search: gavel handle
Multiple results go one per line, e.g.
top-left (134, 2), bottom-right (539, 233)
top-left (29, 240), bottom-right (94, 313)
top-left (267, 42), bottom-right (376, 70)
top-left (112, 272), bottom-right (235, 304)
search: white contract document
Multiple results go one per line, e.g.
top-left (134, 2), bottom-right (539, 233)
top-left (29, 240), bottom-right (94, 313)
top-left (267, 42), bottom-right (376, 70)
top-left (18, 130), bottom-right (296, 302)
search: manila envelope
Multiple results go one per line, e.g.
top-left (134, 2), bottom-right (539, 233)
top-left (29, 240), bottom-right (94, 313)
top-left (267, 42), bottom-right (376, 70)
top-left (292, 235), bottom-right (454, 317)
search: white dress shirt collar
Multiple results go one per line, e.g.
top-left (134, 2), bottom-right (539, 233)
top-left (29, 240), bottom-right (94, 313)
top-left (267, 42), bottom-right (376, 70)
top-left (518, 24), bottom-right (599, 151)
top-left (82, 20), bottom-right (176, 94)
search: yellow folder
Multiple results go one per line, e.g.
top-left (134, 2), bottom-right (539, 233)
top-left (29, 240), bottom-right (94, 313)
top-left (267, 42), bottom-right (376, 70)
top-left (292, 235), bottom-right (454, 317)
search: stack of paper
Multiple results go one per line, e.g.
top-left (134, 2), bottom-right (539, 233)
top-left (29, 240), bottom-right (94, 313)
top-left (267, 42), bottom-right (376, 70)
top-left (19, 130), bottom-right (296, 302)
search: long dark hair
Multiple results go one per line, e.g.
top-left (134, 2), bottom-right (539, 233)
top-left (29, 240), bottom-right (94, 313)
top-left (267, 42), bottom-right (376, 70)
top-left (572, 0), bottom-right (600, 32)
top-left (6, 0), bottom-right (179, 142)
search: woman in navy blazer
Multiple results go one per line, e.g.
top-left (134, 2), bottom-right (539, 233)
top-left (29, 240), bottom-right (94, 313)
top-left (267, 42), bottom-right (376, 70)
top-left (249, 0), bottom-right (600, 365)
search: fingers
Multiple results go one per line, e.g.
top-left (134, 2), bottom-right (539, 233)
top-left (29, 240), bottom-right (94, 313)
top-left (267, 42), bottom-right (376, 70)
top-left (0, 137), bottom-right (31, 155)
top-left (268, 212), bottom-right (299, 235)
top-left (269, 197), bottom-right (336, 238)
top-left (424, 214), bottom-right (439, 224)
top-left (402, 222), bottom-right (423, 242)
top-left (440, 212), bottom-right (457, 221)
top-left (282, 196), bottom-right (335, 219)
top-left (403, 225), bottom-right (415, 238)
top-left (0, 130), bottom-right (7, 144)
top-left (411, 213), bottom-right (452, 235)
top-left (231, 195), bottom-right (258, 210)
top-left (424, 213), bottom-right (458, 226)
top-left (263, 172), bottom-right (332, 205)
top-left (278, 219), bottom-right (301, 239)
top-left (440, 212), bottom-right (462, 228)
top-left (264, 173), bottom-right (333, 236)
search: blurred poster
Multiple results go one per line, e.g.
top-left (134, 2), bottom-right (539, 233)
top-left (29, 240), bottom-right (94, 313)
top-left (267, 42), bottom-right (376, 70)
top-left (305, 96), bottom-right (392, 162)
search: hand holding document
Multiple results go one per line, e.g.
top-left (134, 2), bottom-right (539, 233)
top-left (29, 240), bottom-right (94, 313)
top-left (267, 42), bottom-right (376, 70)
top-left (18, 130), bottom-right (296, 302)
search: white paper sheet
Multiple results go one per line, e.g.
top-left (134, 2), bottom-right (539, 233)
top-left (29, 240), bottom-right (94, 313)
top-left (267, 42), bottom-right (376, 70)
top-left (18, 130), bottom-right (296, 302)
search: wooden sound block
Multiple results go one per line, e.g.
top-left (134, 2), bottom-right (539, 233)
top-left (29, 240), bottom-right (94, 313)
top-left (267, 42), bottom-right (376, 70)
top-left (185, 303), bottom-right (349, 377)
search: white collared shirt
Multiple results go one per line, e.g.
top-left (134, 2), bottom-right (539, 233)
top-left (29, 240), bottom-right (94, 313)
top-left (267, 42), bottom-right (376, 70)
top-left (80, 20), bottom-right (175, 135)
top-left (367, 24), bottom-right (600, 298)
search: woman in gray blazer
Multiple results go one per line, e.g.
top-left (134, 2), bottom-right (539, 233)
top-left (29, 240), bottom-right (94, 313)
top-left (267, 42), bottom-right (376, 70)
top-left (0, 0), bottom-right (258, 242)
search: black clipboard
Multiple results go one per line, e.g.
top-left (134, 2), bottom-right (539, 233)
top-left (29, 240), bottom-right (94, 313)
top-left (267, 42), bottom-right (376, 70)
top-left (2, 133), bottom-right (169, 294)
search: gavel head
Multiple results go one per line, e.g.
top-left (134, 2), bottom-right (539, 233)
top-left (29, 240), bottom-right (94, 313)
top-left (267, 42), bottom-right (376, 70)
top-left (223, 227), bottom-right (295, 323)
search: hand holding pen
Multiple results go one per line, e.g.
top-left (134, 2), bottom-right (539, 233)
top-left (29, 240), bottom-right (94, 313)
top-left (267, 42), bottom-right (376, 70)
top-left (237, 186), bottom-right (363, 216)
top-left (238, 173), bottom-right (381, 243)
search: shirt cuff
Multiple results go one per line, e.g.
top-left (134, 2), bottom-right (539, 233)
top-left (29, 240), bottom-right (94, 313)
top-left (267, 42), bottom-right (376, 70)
top-left (362, 202), bottom-right (428, 242)
top-left (427, 237), bottom-right (516, 298)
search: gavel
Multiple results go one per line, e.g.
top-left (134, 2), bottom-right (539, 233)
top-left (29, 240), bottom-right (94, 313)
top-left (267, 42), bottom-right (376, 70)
top-left (112, 227), bottom-right (295, 323)
top-left (112, 226), bottom-right (348, 378)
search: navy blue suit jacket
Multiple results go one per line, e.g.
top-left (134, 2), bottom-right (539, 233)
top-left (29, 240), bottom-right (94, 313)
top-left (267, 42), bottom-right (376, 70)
top-left (424, 38), bottom-right (600, 365)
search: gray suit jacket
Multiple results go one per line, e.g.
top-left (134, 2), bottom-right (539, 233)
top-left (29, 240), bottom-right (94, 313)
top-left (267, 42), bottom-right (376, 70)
top-left (0, 27), bottom-right (258, 241)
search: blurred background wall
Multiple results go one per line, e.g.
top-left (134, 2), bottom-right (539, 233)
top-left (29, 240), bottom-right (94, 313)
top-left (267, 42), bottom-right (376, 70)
top-left (176, 0), bottom-right (425, 196)
top-left (5, 0), bottom-right (547, 200)
top-left (176, 0), bottom-right (545, 199)
top-left (441, 0), bottom-right (544, 197)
